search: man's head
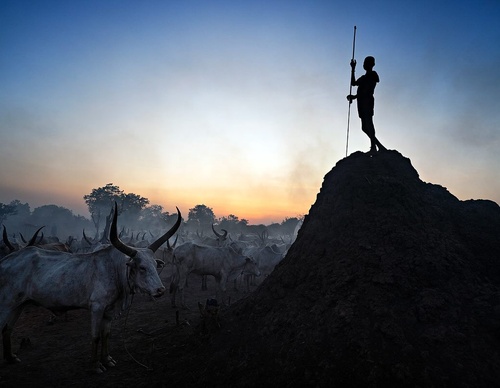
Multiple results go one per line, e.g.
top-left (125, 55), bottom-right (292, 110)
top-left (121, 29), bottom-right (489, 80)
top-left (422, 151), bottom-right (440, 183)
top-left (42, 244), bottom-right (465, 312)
top-left (363, 56), bottom-right (375, 71)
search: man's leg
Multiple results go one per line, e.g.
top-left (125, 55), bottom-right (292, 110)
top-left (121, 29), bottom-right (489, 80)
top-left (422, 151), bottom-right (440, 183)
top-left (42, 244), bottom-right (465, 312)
top-left (361, 116), bottom-right (376, 152)
top-left (375, 137), bottom-right (386, 151)
top-left (361, 116), bottom-right (386, 152)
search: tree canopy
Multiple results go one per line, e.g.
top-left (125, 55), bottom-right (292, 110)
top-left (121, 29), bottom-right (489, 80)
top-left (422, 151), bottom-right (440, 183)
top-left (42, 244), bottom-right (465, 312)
top-left (187, 204), bottom-right (216, 233)
top-left (2, 185), bottom-right (302, 242)
top-left (83, 183), bottom-right (149, 235)
top-left (0, 202), bottom-right (17, 225)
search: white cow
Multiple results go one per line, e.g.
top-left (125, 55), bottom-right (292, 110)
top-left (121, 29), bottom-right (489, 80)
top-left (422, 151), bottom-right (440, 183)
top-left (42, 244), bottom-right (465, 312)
top-left (169, 241), bottom-right (261, 308)
top-left (241, 244), bottom-right (284, 290)
top-left (0, 203), bottom-right (181, 373)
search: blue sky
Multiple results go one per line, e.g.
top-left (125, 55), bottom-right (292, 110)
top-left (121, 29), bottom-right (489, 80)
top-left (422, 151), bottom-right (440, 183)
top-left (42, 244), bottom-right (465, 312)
top-left (1, 0), bottom-right (499, 224)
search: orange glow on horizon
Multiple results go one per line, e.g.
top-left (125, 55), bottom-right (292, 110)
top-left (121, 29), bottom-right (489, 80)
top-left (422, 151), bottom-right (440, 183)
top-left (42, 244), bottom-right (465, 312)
top-left (150, 187), bottom-right (313, 225)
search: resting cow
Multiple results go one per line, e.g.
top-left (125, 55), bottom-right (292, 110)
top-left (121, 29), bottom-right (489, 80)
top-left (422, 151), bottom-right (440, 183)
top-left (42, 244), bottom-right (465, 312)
top-left (0, 202), bottom-right (181, 373)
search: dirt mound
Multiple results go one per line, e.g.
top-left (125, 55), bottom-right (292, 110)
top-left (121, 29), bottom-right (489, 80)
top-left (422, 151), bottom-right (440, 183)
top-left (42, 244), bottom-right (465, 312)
top-left (177, 150), bottom-right (500, 387)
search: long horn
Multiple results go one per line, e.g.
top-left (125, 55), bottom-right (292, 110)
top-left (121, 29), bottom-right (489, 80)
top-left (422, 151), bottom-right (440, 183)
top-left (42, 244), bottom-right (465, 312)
top-left (211, 224), bottom-right (221, 237)
top-left (2, 225), bottom-right (15, 252)
top-left (83, 229), bottom-right (92, 245)
top-left (212, 224), bottom-right (227, 239)
top-left (110, 202), bottom-right (137, 258)
top-left (148, 207), bottom-right (181, 253)
top-left (166, 234), bottom-right (179, 250)
top-left (28, 226), bottom-right (45, 246)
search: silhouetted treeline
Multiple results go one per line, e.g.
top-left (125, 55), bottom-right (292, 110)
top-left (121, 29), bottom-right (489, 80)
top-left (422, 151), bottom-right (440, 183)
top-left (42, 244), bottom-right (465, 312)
top-left (0, 199), bottom-right (302, 244)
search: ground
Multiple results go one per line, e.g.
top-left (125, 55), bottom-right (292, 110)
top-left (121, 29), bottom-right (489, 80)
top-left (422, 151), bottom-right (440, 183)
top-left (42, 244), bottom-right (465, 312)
top-left (0, 269), bottom-right (251, 387)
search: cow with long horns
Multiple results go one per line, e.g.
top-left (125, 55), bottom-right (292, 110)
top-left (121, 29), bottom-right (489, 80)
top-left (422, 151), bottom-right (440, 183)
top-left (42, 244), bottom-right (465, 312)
top-left (170, 241), bottom-right (261, 308)
top-left (3, 225), bottom-right (71, 255)
top-left (0, 202), bottom-right (181, 373)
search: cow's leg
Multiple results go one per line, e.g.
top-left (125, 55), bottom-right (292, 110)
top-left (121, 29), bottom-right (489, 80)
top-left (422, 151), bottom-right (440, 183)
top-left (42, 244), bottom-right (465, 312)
top-left (90, 308), bottom-right (106, 373)
top-left (170, 267), bottom-right (186, 308)
top-left (90, 336), bottom-right (103, 372)
top-left (1, 307), bottom-right (23, 363)
top-left (170, 274), bottom-right (179, 308)
top-left (216, 273), bottom-right (228, 306)
top-left (100, 313), bottom-right (116, 368)
top-left (201, 275), bottom-right (207, 291)
top-left (170, 284), bottom-right (178, 308)
top-left (171, 271), bottom-right (189, 309)
top-left (245, 274), bottom-right (251, 292)
top-left (180, 282), bottom-right (187, 309)
top-left (177, 270), bottom-right (189, 309)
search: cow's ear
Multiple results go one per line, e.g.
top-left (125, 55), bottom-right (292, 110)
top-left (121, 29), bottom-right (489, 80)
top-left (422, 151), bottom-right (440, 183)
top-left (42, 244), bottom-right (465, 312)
top-left (156, 259), bottom-right (165, 269)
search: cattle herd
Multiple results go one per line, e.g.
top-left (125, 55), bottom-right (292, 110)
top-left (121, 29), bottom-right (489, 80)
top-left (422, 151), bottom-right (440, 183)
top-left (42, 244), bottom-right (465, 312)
top-left (0, 203), bottom-right (294, 373)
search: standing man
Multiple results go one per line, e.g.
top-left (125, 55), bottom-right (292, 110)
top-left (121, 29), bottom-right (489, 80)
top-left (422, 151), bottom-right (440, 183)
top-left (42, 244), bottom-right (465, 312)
top-left (347, 56), bottom-right (386, 154)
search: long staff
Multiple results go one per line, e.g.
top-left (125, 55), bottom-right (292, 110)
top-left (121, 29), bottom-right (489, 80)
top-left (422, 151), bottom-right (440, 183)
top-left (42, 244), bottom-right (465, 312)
top-left (346, 25), bottom-right (357, 157)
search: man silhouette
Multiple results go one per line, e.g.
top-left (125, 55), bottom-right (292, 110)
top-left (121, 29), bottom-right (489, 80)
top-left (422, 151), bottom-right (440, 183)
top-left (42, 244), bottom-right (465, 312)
top-left (347, 56), bottom-right (386, 154)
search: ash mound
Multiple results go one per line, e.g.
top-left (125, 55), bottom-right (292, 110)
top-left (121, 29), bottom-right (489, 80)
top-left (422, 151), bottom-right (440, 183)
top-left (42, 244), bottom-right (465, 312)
top-left (179, 150), bottom-right (500, 387)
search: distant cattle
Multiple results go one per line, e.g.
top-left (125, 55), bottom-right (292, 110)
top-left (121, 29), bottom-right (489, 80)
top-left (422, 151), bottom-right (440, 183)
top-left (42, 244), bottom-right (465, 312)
top-left (2, 225), bottom-right (71, 256)
top-left (252, 244), bottom-right (285, 277)
top-left (170, 241), bottom-right (261, 308)
top-left (242, 244), bottom-right (284, 289)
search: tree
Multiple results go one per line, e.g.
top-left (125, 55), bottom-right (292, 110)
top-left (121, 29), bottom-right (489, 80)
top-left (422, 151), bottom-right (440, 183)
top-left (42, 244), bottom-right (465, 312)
top-left (30, 205), bottom-right (88, 238)
top-left (138, 204), bottom-right (172, 234)
top-left (83, 183), bottom-right (123, 237)
top-left (280, 216), bottom-right (303, 236)
top-left (0, 202), bottom-right (17, 226)
top-left (187, 204), bottom-right (216, 233)
top-left (1, 200), bottom-right (30, 236)
top-left (218, 214), bottom-right (248, 235)
top-left (2, 201), bottom-right (92, 241)
top-left (266, 222), bottom-right (282, 237)
top-left (120, 193), bottom-right (150, 228)
top-left (9, 200), bottom-right (31, 218)
top-left (218, 214), bottom-right (239, 228)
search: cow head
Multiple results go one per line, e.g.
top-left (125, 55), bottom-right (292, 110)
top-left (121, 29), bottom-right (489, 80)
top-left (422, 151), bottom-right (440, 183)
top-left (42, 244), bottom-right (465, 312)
top-left (212, 224), bottom-right (228, 246)
top-left (154, 234), bottom-right (178, 265)
top-left (110, 202), bottom-right (182, 297)
top-left (125, 254), bottom-right (166, 297)
top-left (242, 256), bottom-right (261, 277)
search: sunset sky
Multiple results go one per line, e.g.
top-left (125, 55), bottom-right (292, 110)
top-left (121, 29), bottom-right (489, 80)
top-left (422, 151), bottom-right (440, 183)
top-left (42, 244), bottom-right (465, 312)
top-left (1, 1), bottom-right (499, 224)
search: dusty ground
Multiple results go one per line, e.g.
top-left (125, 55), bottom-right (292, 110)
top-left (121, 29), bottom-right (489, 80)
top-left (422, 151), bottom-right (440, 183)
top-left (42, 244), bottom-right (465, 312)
top-left (0, 267), bottom-right (252, 387)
